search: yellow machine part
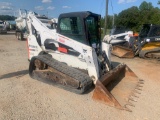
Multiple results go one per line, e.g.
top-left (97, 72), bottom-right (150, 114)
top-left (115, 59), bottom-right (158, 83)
top-left (142, 42), bottom-right (160, 51)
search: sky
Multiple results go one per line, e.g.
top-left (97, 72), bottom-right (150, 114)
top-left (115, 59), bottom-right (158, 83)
top-left (0, 0), bottom-right (159, 18)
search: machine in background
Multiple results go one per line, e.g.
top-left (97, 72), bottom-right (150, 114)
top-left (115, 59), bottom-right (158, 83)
top-left (111, 24), bottom-right (160, 59)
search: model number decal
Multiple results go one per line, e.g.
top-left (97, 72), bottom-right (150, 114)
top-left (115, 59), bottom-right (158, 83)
top-left (29, 45), bottom-right (37, 48)
top-left (58, 35), bottom-right (70, 43)
top-left (155, 38), bottom-right (160, 41)
top-left (59, 37), bottom-right (65, 43)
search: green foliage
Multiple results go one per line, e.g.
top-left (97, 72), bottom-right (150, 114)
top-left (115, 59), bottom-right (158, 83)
top-left (116, 6), bottom-right (140, 31)
top-left (139, 1), bottom-right (153, 11)
top-left (0, 15), bottom-right (16, 21)
top-left (101, 15), bottom-right (114, 29)
top-left (102, 1), bottom-right (160, 32)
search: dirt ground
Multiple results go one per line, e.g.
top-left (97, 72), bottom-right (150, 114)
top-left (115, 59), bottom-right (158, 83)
top-left (0, 32), bottom-right (160, 120)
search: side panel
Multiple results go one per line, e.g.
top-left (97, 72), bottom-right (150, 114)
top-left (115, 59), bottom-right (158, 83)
top-left (101, 42), bottom-right (112, 63)
top-left (84, 48), bottom-right (99, 83)
top-left (27, 35), bottom-right (42, 60)
top-left (49, 52), bottom-right (88, 70)
top-left (56, 34), bottom-right (100, 80)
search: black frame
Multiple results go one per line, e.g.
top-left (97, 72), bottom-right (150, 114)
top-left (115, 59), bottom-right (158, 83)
top-left (57, 11), bottom-right (101, 46)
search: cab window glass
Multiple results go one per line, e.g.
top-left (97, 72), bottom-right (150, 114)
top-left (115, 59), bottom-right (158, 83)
top-left (86, 16), bottom-right (99, 44)
top-left (149, 27), bottom-right (160, 37)
top-left (60, 17), bottom-right (83, 34)
top-left (59, 17), bottom-right (86, 43)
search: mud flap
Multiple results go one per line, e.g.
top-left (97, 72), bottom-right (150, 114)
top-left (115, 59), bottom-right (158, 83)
top-left (112, 45), bottom-right (135, 58)
top-left (92, 64), bottom-right (144, 112)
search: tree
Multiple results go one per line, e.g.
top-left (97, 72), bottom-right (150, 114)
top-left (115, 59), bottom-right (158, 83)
top-left (0, 15), bottom-right (16, 21)
top-left (101, 15), bottom-right (114, 29)
top-left (101, 1), bottom-right (160, 32)
top-left (149, 7), bottom-right (160, 24)
top-left (112, 1), bottom-right (160, 32)
top-left (115, 6), bottom-right (140, 31)
top-left (139, 1), bottom-right (153, 11)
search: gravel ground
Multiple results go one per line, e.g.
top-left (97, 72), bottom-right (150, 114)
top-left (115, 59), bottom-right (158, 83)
top-left (0, 32), bottom-right (160, 120)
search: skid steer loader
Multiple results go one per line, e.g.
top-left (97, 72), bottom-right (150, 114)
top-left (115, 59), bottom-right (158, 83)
top-left (111, 24), bottom-right (160, 59)
top-left (26, 11), bottom-right (143, 111)
top-left (103, 26), bottom-right (133, 45)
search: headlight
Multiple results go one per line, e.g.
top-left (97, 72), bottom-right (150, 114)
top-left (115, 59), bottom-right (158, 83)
top-left (146, 39), bottom-right (150, 42)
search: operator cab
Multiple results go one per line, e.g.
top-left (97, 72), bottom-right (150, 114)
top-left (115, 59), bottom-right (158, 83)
top-left (139, 24), bottom-right (160, 42)
top-left (57, 11), bottom-right (101, 48)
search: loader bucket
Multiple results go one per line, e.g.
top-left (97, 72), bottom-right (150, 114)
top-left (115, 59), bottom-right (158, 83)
top-left (92, 64), bottom-right (144, 112)
top-left (112, 45), bottom-right (135, 58)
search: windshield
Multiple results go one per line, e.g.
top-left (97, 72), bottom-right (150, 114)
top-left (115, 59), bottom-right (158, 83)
top-left (59, 17), bottom-right (85, 43)
top-left (139, 25), bottom-right (150, 38)
top-left (148, 26), bottom-right (160, 37)
top-left (85, 16), bottom-right (99, 45)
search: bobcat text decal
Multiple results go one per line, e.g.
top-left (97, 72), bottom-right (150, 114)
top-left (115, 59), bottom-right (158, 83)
top-left (58, 35), bottom-right (70, 43)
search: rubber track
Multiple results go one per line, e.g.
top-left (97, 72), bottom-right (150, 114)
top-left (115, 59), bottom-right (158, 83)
top-left (139, 47), bottom-right (160, 59)
top-left (29, 55), bottom-right (93, 94)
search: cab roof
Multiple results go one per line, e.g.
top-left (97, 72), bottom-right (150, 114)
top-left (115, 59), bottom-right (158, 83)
top-left (59, 11), bottom-right (100, 19)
